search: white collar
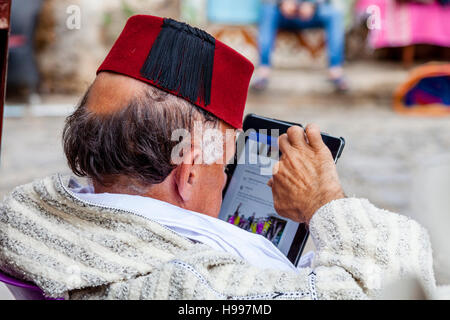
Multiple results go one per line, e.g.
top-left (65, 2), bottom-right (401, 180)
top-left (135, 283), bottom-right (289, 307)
top-left (68, 179), bottom-right (301, 273)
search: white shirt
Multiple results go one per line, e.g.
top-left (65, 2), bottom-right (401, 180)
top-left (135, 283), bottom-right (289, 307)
top-left (68, 179), bottom-right (312, 273)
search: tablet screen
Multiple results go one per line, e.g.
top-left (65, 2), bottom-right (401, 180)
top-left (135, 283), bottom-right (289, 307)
top-left (218, 131), bottom-right (301, 257)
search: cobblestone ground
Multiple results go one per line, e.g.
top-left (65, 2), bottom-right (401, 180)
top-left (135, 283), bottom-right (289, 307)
top-left (1, 62), bottom-right (450, 298)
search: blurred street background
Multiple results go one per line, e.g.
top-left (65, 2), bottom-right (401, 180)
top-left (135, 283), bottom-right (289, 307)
top-left (1, 0), bottom-right (450, 299)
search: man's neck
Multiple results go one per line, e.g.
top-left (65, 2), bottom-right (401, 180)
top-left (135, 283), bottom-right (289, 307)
top-left (93, 176), bottom-right (183, 208)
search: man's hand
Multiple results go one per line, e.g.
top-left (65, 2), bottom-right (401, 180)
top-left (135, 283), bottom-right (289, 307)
top-left (298, 2), bottom-right (316, 20)
top-left (268, 124), bottom-right (345, 224)
top-left (280, 0), bottom-right (298, 18)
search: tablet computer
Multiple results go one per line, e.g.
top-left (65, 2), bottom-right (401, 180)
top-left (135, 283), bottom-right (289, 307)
top-left (218, 114), bottom-right (345, 266)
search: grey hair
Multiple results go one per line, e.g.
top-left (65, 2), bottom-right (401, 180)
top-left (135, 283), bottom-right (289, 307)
top-left (63, 84), bottom-right (219, 189)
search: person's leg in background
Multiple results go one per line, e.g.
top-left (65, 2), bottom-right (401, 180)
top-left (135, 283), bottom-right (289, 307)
top-left (254, 1), bottom-right (348, 92)
top-left (253, 1), bottom-right (348, 91)
top-left (286, 2), bottom-right (348, 91)
top-left (252, 1), bottom-right (282, 90)
top-left (314, 3), bottom-right (348, 91)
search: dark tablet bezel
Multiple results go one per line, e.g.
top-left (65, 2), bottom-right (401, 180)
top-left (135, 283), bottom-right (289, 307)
top-left (222, 113), bottom-right (345, 266)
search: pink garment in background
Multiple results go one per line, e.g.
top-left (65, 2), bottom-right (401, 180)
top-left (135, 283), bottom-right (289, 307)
top-left (356, 0), bottom-right (450, 48)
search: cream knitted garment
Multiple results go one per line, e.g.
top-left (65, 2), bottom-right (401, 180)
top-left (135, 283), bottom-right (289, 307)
top-left (0, 174), bottom-right (435, 299)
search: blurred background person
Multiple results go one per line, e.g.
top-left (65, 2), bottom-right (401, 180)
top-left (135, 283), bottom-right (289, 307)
top-left (252, 0), bottom-right (348, 92)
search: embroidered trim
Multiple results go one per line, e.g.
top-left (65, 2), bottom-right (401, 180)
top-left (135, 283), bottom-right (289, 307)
top-left (170, 260), bottom-right (310, 300)
top-left (309, 271), bottom-right (318, 300)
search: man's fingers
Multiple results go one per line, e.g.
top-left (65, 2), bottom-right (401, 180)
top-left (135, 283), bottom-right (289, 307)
top-left (267, 178), bottom-right (273, 188)
top-left (287, 126), bottom-right (306, 148)
top-left (305, 123), bottom-right (325, 150)
top-left (278, 133), bottom-right (291, 154)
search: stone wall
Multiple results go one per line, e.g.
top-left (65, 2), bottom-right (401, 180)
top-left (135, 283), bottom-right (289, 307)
top-left (34, 0), bottom-right (180, 94)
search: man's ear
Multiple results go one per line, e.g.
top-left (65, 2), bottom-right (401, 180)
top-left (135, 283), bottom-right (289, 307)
top-left (174, 148), bottom-right (201, 202)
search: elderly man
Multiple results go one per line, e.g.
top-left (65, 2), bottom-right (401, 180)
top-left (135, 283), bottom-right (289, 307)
top-left (0, 15), bottom-right (435, 300)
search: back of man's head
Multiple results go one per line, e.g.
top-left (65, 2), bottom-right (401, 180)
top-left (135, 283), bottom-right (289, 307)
top-left (63, 72), bottom-right (219, 191)
top-left (63, 15), bottom-right (253, 216)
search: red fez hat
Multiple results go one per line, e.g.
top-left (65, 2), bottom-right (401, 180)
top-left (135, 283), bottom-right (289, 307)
top-left (97, 15), bottom-right (254, 129)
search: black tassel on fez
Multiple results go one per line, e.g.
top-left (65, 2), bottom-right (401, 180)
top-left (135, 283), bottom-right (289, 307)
top-left (140, 18), bottom-right (215, 106)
